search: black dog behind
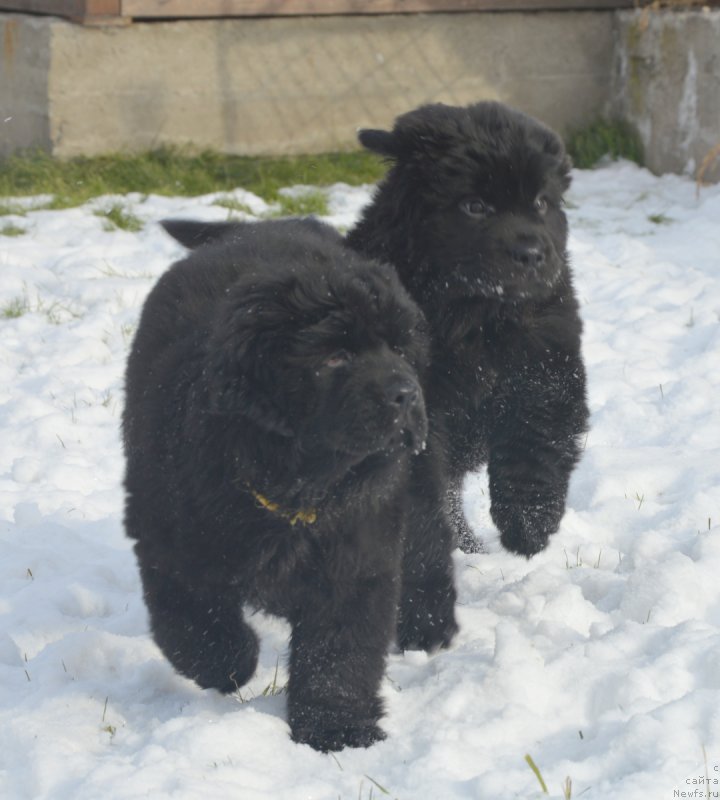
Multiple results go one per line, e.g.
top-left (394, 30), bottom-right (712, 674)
top-left (347, 102), bottom-right (589, 643)
top-left (123, 218), bottom-right (429, 751)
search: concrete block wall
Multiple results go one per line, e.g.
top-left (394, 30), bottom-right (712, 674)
top-left (1, 16), bottom-right (51, 156)
top-left (612, 9), bottom-right (720, 182)
top-left (1, 11), bottom-right (615, 159)
top-left (1, 9), bottom-right (719, 181)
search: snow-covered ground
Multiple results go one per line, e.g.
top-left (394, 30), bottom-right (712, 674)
top-left (1, 162), bottom-right (719, 800)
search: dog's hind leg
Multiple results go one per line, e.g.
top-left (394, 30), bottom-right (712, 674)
top-left (138, 559), bottom-right (258, 694)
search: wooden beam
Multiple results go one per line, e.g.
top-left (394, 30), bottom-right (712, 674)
top-left (4, 0), bottom-right (718, 22)
top-left (0, 0), bottom-right (86, 14)
top-left (1, 0), bottom-right (668, 24)
top-left (121, 0), bottom-right (636, 18)
top-left (0, 0), bottom-right (124, 23)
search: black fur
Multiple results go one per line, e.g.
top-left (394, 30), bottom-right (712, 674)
top-left (347, 101), bottom-right (589, 571)
top-left (123, 218), bottom-right (430, 751)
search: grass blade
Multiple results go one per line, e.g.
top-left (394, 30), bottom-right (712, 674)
top-left (525, 753), bottom-right (549, 794)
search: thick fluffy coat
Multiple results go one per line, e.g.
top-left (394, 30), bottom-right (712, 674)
top-left (123, 218), bottom-right (429, 751)
top-left (347, 102), bottom-right (589, 644)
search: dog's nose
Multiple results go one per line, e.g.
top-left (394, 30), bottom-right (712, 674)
top-left (385, 378), bottom-right (420, 409)
top-left (510, 242), bottom-right (546, 270)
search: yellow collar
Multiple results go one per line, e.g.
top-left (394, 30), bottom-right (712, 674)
top-left (249, 488), bottom-right (318, 526)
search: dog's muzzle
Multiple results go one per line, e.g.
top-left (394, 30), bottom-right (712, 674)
top-left (385, 377), bottom-right (428, 455)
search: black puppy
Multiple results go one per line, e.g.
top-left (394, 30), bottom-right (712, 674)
top-left (347, 101), bottom-right (589, 646)
top-left (123, 218), bottom-right (429, 751)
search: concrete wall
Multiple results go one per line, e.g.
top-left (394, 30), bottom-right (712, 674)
top-left (2, 9), bottom-right (718, 181)
top-left (0, 11), bottom-right (615, 158)
top-left (1, 15), bottom-right (51, 156)
top-left (612, 9), bottom-right (720, 182)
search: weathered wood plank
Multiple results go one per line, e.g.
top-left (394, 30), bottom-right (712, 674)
top-left (0, 0), bottom-right (123, 23)
top-left (2, 0), bottom-right (677, 24)
top-left (0, 0), bottom-right (86, 14)
top-left (120, 0), bottom-right (636, 17)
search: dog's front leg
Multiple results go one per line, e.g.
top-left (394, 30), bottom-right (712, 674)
top-left (397, 446), bottom-right (459, 652)
top-left (488, 351), bottom-right (588, 557)
top-left (287, 573), bottom-right (397, 752)
top-left (137, 558), bottom-right (259, 693)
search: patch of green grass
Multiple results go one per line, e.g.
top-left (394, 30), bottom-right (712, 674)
top-left (272, 190), bottom-right (329, 218)
top-left (120, 322), bottom-right (135, 345)
top-left (1, 223), bottom-right (26, 236)
top-left (94, 203), bottom-right (144, 232)
top-left (0, 147), bottom-right (384, 208)
top-left (213, 197), bottom-right (256, 215)
top-left (2, 296), bottom-right (30, 319)
top-left (648, 213), bottom-right (672, 225)
top-left (216, 189), bottom-right (330, 219)
top-left (0, 202), bottom-right (26, 217)
top-left (44, 299), bottom-right (84, 325)
top-left (260, 658), bottom-right (286, 697)
top-left (231, 657), bottom-right (287, 703)
top-left (566, 119), bottom-right (644, 169)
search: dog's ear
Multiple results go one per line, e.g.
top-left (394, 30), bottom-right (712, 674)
top-left (534, 127), bottom-right (573, 191)
top-left (358, 128), bottom-right (401, 159)
top-left (161, 219), bottom-right (241, 250)
top-left (205, 284), bottom-right (294, 437)
top-left (361, 109), bottom-right (464, 163)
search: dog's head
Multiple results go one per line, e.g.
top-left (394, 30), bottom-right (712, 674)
top-left (197, 221), bottom-right (429, 463)
top-left (356, 101), bottom-right (572, 303)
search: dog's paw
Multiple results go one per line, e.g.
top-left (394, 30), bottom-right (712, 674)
top-left (397, 618), bottom-right (458, 653)
top-left (397, 593), bottom-right (458, 653)
top-left (493, 502), bottom-right (563, 558)
top-left (291, 720), bottom-right (386, 752)
top-left (187, 644), bottom-right (258, 695)
top-left (288, 700), bottom-right (386, 752)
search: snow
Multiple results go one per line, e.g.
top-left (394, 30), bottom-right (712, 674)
top-left (1, 162), bottom-right (719, 799)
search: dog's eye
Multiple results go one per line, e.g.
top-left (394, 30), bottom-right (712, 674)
top-left (460, 198), bottom-right (492, 218)
top-left (323, 351), bottom-right (352, 369)
top-left (534, 196), bottom-right (549, 214)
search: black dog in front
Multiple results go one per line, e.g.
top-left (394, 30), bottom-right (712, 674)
top-left (123, 218), bottom-right (429, 751)
top-left (347, 102), bottom-right (589, 645)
